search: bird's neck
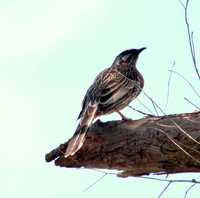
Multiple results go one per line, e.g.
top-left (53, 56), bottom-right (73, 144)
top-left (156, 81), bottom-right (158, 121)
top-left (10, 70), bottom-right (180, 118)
top-left (127, 66), bottom-right (141, 81)
top-left (114, 63), bottom-right (144, 86)
top-left (114, 63), bottom-right (137, 77)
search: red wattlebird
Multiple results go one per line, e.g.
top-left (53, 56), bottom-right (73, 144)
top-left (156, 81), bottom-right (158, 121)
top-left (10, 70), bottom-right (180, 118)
top-left (65, 48), bottom-right (146, 158)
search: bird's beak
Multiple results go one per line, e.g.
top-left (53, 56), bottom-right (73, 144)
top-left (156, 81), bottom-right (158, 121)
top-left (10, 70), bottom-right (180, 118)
top-left (137, 47), bottom-right (146, 54)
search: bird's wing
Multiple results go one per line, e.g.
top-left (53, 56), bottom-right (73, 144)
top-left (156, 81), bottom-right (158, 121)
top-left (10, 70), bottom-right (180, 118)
top-left (77, 68), bottom-right (114, 119)
top-left (78, 68), bottom-right (138, 118)
top-left (96, 69), bottom-right (137, 111)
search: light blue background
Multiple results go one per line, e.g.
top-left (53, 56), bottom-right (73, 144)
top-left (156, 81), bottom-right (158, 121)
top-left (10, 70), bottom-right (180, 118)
top-left (0, 0), bottom-right (200, 197)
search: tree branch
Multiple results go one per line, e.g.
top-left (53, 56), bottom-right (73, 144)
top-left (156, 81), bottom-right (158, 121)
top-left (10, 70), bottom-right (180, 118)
top-left (45, 111), bottom-right (200, 177)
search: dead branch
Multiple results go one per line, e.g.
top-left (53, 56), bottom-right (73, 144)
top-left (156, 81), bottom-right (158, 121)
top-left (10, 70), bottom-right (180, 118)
top-left (45, 111), bottom-right (200, 177)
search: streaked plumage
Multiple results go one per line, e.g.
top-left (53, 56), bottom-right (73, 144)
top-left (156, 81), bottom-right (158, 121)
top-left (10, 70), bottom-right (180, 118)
top-left (65, 48), bottom-right (146, 158)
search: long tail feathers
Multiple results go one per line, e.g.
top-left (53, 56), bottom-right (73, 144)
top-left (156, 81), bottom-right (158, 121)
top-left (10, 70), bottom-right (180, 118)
top-left (64, 103), bottom-right (97, 158)
top-left (64, 126), bottom-right (87, 157)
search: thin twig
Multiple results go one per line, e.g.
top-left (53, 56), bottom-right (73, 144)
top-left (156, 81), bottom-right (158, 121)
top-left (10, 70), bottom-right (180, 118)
top-left (140, 176), bottom-right (200, 184)
top-left (164, 61), bottom-right (176, 111)
top-left (158, 182), bottom-right (172, 198)
top-left (137, 98), bottom-right (155, 115)
top-left (184, 97), bottom-right (200, 110)
top-left (152, 100), bottom-right (159, 116)
top-left (191, 32), bottom-right (196, 63)
top-left (128, 105), bottom-right (154, 117)
top-left (89, 169), bottom-right (200, 184)
top-left (168, 70), bottom-right (200, 99)
top-left (184, 183), bottom-right (197, 198)
top-left (142, 90), bottom-right (164, 115)
top-left (83, 173), bottom-right (108, 192)
top-left (182, 0), bottom-right (200, 80)
top-left (178, 0), bottom-right (185, 8)
top-left (86, 169), bottom-right (200, 194)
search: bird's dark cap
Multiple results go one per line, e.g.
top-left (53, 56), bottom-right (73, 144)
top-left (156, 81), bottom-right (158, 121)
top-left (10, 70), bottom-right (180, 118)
top-left (119, 47), bottom-right (146, 57)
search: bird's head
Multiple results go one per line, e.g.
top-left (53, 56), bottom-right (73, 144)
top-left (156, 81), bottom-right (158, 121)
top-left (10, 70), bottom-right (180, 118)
top-left (113, 47), bottom-right (146, 67)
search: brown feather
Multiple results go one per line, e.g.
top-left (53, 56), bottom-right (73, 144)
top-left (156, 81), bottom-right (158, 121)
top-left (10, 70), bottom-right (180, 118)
top-left (65, 102), bottom-right (97, 157)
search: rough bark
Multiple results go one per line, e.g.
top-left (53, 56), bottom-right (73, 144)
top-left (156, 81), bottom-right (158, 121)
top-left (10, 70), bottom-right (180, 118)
top-left (45, 111), bottom-right (200, 177)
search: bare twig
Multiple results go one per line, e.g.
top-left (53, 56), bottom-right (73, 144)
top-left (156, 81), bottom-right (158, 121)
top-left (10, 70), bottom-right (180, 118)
top-left (142, 90), bottom-right (164, 115)
top-left (83, 173), bottom-right (108, 192)
top-left (191, 32), bottom-right (196, 63)
top-left (164, 61), bottom-right (176, 111)
top-left (87, 169), bottom-right (200, 195)
top-left (140, 176), bottom-right (200, 184)
top-left (168, 70), bottom-right (200, 99)
top-left (142, 176), bottom-right (200, 198)
top-left (180, 0), bottom-right (200, 80)
top-left (184, 97), bottom-right (200, 110)
top-left (158, 182), bottom-right (172, 198)
top-left (128, 105), bottom-right (154, 117)
top-left (92, 169), bottom-right (200, 185)
top-left (90, 170), bottom-right (200, 184)
top-left (137, 98), bottom-right (155, 115)
top-left (184, 183), bottom-right (197, 198)
top-left (87, 169), bottom-right (200, 194)
top-left (151, 99), bottom-right (160, 116)
top-left (178, 0), bottom-right (185, 8)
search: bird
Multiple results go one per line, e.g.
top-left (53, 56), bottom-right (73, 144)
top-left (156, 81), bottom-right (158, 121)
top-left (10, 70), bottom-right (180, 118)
top-left (65, 47), bottom-right (146, 158)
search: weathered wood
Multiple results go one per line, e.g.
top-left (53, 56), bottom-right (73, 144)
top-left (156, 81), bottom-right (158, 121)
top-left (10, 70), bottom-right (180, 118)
top-left (45, 111), bottom-right (200, 177)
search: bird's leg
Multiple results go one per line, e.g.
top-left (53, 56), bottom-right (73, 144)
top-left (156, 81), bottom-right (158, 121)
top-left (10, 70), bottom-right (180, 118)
top-left (116, 111), bottom-right (131, 121)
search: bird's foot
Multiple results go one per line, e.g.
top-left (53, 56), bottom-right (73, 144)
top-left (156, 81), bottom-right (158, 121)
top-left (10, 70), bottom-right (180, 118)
top-left (96, 119), bottom-right (103, 124)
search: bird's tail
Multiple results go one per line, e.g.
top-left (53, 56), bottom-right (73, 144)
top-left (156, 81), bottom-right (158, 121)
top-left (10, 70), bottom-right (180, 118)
top-left (65, 103), bottom-right (97, 158)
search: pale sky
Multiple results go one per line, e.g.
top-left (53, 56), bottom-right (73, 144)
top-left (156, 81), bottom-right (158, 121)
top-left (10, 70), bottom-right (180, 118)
top-left (0, 0), bottom-right (200, 198)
